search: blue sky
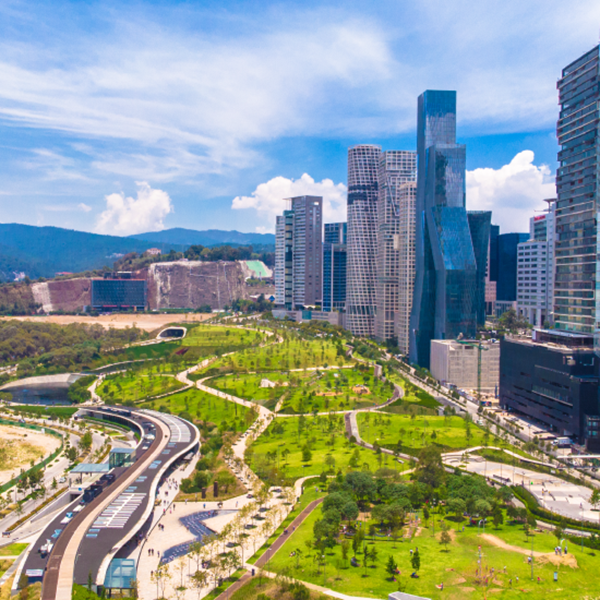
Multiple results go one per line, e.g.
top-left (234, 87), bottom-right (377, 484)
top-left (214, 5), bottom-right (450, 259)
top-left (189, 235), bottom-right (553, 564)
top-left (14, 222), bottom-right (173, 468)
top-left (0, 0), bottom-right (598, 236)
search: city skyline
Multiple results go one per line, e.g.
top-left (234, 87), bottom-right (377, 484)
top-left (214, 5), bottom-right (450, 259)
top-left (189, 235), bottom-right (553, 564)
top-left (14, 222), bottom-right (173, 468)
top-left (1, 1), bottom-right (597, 236)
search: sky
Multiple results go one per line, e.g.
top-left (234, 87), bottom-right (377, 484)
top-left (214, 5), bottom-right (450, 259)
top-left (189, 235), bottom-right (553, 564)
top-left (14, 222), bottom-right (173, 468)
top-left (0, 0), bottom-right (599, 237)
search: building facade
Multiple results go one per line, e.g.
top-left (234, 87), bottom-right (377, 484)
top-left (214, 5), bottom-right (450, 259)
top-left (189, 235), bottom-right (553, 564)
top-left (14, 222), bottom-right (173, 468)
top-left (322, 222), bottom-right (347, 312)
top-left (430, 339), bottom-right (500, 394)
top-left (91, 278), bottom-right (146, 312)
top-left (374, 150), bottom-right (417, 342)
top-left (499, 329), bottom-right (599, 442)
top-left (274, 196), bottom-right (323, 310)
top-left (468, 211), bottom-right (492, 327)
top-left (346, 145), bottom-right (381, 336)
top-left (554, 45), bottom-right (600, 336)
top-left (396, 181), bottom-right (417, 355)
top-left (496, 232), bottom-right (529, 302)
top-left (409, 90), bottom-right (479, 369)
top-left (516, 203), bottom-right (556, 327)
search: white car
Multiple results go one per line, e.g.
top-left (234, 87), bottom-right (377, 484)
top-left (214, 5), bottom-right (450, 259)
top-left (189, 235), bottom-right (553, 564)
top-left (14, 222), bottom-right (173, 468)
top-left (58, 477), bottom-right (66, 484)
top-left (39, 540), bottom-right (53, 556)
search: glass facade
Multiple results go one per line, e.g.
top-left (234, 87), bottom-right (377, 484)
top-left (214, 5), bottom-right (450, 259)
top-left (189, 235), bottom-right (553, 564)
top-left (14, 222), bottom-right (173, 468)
top-left (410, 90), bottom-right (479, 368)
top-left (346, 145), bottom-right (381, 336)
top-left (468, 211), bottom-right (492, 327)
top-left (91, 279), bottom-right (146, 311)
top-left (496, 233), bottom-right (529, 301)
top-left (555, 45), bottom-right (600, 335)
top-left (323, 222), bottom-right (347, 312)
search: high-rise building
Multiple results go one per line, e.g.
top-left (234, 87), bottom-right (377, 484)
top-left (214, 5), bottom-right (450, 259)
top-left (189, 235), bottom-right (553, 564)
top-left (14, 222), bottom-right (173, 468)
top-left (346, 145), bottom-right (381, 336)
top-left (397, 181), bottom-right (417, 355)
top-left (517, 201), bottom-right (556, 327)
top-left (409, 90), bottom-right (479, 368)
top-left (374, 150), bottom-right (417, 342)
top-left (323, 223), bottom-right (347, 313)
top-left (496, 233), bottom-right (529, 302)
top-left (485, 224), bottom-right (499, 316)
top-left (555, 45), bottom-right (600, 337)
top-left (274, 196), bottom-right (323, 310)
top-left (467, 211), bottom-right (492, 327)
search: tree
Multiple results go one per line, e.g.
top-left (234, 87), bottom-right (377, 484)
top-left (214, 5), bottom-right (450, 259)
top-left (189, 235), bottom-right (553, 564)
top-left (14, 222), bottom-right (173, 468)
top-left (447, 497), bottom-right (466, 522)
top-left (414, 446), bottom-right (445, 488)
top-left (411, 548), bottom-right (420, 573)
top-left (492, 507), bottom-right (504, 529)
top-left (498, 307), bottom-right (531, 333)
top-left (302, 446), bottom-right (312, 462)
top-left (554, 524), bottom-right (565, 546)
top-left (341, 540), bottom-right (350, 565)
top-left (440, 522), bottom-right (451, 551)
top-left (79, 431), bottom-right (93, 453)
top-left (385, 555), bottom-right (398, 580)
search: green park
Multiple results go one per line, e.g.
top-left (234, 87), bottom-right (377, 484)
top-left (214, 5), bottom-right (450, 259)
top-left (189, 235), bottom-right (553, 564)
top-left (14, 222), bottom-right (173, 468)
top-left (96, 367), bottom-right (185, 403)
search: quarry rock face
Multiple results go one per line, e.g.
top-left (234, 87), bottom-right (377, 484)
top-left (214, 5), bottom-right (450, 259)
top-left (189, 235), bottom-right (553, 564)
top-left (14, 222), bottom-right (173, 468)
top-left (31, 278), bottom-right (92, 313)
top-left (143, 260), bottom-right (250, 310)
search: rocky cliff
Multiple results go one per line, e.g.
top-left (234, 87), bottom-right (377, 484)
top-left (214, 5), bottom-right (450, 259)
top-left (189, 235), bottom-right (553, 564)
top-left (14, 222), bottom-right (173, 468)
top-left (31, 278), bottom-right (92, 313)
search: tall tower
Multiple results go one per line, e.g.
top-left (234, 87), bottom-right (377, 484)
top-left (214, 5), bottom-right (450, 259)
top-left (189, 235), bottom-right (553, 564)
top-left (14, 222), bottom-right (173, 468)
top-left (397, 181), bottom-right (417, 355)
top-left (374, 151), bottom-right (417, 342)
top-left (409, 90), bottom-right (479, 368)
top-left (323, 223), bottom-right (347, 312)
top-left (554, 45), bottom-right (600, 336)
top-left (346, 145), bottom-right (381, 336)
top-left (274, 196), bottom-right (323, 310)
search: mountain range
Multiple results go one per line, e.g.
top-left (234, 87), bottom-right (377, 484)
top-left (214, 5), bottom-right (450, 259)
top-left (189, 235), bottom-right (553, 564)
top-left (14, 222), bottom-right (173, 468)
top-left (0, 223), bottom-right (275, 282)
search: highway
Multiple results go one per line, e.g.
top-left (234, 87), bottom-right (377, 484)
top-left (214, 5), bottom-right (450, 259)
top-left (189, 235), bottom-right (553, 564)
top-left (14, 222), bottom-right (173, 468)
top-left (17, 407), bottom-right (198, 599)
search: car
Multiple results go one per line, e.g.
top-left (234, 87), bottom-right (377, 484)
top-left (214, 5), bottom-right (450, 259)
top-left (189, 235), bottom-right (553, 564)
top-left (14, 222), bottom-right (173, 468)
top-left (246, 493), bottom-right (254, 499)
top-left (39, 539), bottom-right (53, 556)
top-left (51, 529), bottom-right (62, 539)
top-left (58, 477), bottom-right (66, 484)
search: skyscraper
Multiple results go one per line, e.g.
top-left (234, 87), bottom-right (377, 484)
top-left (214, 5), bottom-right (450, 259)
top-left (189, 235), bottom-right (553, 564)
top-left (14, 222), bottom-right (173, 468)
top-left (496, 233), bottom-right (529, 301)
top-left (374, 150), bottom-right (417, 342)
top-left (274, 196), bottom-right (323, 310)
top-left (396, 181), bottom-right (417, 355)
top-left (467, 211), bottom-right (492, 327)
top-left (409, 90), bottom-right (479, 368)
top-left (555, 45), bottom-right (600, 336)
top-left (323, 223), bottom-right (347, 313)
top-left (346, 145), bottom-right (381, 336)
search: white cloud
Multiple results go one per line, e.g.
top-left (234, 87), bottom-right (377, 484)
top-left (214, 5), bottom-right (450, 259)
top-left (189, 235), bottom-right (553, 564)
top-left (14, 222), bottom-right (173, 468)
top-left (41, 202), bottom-right (93, 212)
top-left (78, 203), bottom-right (92, 212)
top-left (466, 151), bottom-right (555, 233)
top-left (95, 182), bottom-right (173, 236)
top-left (232, 174), bottom-right (347, 233)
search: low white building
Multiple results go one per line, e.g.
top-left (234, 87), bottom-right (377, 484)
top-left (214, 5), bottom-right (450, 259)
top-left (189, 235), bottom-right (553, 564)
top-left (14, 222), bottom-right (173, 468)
top-left (430, 339), bottom-right (500, 394)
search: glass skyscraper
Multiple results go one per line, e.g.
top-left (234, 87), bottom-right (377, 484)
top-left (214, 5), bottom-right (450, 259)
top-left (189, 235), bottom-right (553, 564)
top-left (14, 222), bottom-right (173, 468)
top-left (346, 145), bottom-right (381, 336)
top-left (409, 90), bottom-right (479, 368)
top-left (554, 45), bottom-right (600, 336)
top-left (323, 223), bottom-right (347, 312)
top-left (468, 211), bottom-right (492, 327)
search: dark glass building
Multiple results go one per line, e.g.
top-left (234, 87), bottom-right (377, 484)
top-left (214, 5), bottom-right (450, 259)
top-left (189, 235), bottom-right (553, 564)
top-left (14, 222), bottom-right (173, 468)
top-left (499, 330), bottom-right (599, 442)
top-left (489, 224), bottom-right (500, 283)
top-left (555, 45), bottom-right (600, 335)
top-left (91, 279), bottom-right (146, 311)
top-left (323, 223), bottom-right (347, 312)
top-left (468, 211), bottom-right (492, 327)
top-left (495, 233), bottom-right (529, 301)
top-left (409, 90), bottom-right (479, 368)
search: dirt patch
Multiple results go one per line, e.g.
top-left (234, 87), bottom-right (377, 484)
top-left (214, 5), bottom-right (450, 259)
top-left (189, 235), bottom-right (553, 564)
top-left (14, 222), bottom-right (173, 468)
top-left (481, 533), bottom-right (578, 568)
top-left (452, 576), bottom-right (466, 585)
top-left (459, 587), bottom-right (475, 592)
top-left (0, 425), bottom-right (61, 485)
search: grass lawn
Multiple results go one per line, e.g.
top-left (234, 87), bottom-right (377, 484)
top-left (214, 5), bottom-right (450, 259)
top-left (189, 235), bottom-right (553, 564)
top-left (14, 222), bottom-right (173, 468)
top-left (210, 367), bottom-right (395, 413)
top-left (97, 368), bottom-right (185, 403)
top-left (229, 577), bottom-right (325, 600)
top-left (247, 414), bottom-right (407, 486)
top-left (0, 543), bottom-right (27, 556)
top-left (266, 504), bottom-right (600, 600)
top-left (141, 388), bottom-right (255, 432)
top-left (357, 412), bottom-right (488, 456)
top-left (208, 338), bottom-right (351, 375)
top-left (182, 325), bottom-right (266, 351)
top-left (7, 406), bottom-right (80, 419)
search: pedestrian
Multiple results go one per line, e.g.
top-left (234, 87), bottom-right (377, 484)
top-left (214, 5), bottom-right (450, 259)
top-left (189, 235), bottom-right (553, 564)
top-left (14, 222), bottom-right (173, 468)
top-left (509, 578), bottom-right (512, 587)
top-left (537, 576), bottom-right (540, 584)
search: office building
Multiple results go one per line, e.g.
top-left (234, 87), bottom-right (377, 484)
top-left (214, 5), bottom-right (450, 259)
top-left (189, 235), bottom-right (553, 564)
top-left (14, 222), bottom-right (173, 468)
top-left (430, 339), bottom-right (500, 394)
top-left (496, 233), bottom-right (529, 302)
top-left (322, 223), bottom-right (347, 312)
top-left (409, 90), bottom-right (479, 369)
top-left (468, 211), bottom-right (492, 327)
top-left (517, 202), bottom-right (556, 327)
top-left (275, 196), bottom-right (323, 310)
top-left (485, 224), bottom-right (499, 316)
top-left (555, 45), bottom-right (600, 336)
top-left (374, 150), bottom-right (417, 342)
top-left (397, 181), bottom-right (417, 355)
top-left (346, 145), bottom-right (381, 336)
top-left (499, 329), bottom-right (599, 442)
top-left (91, 278), bottom-right (146, 312)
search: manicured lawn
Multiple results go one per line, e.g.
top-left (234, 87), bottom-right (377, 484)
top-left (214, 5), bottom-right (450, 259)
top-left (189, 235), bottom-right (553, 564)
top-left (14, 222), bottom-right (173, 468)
top-left (142, 388), bottom-right (256, 432)
top-left (247, 414), bottom-right (407, 485)
top-left (209, 338), bottom-right (351, 374)
top-left (357, 412), bottom-right (488, 456)
top-left (97, 368), bottom-right (185, 403)
top-left (182, 325), bottom-right (266, 351)
top-left (7, 406), bottom-right (80, 419)
top-left (266, 504), bottom-right (600, 600)
top-left (0, 543), bottom-right (27, 556)
top-left (210, 367), bottom-right (395, 413)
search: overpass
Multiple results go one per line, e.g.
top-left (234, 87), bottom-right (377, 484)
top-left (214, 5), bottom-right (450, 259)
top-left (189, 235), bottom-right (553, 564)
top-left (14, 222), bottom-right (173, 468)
top-left (18, 407), bottom-right (198, 598)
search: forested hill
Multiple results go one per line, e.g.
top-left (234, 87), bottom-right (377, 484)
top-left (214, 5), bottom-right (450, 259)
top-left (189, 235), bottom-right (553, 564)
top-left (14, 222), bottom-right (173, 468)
top-left (0, 224), bottom-right (275, 282)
